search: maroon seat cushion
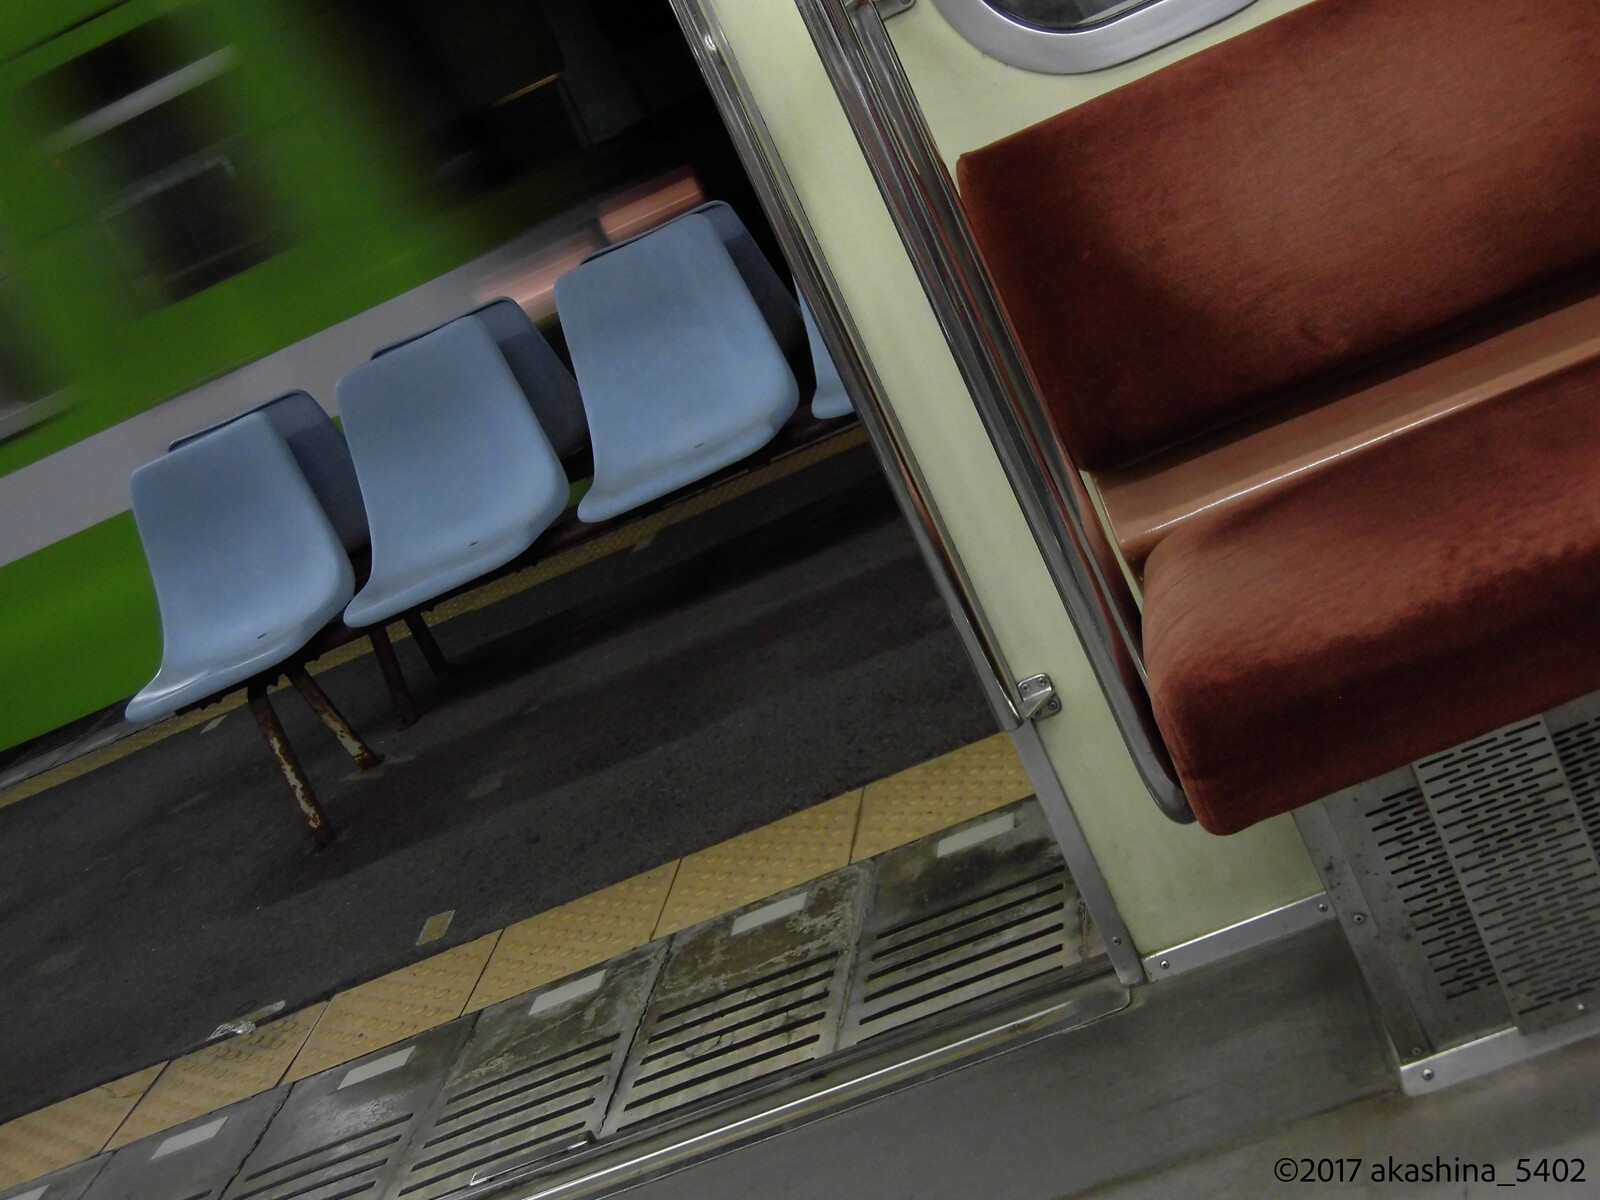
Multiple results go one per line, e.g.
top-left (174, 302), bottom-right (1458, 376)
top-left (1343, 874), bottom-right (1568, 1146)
top-left (1142, 356), bottom-right (1600, 834)
top-left (956, 0), bottom-right (1600, 470)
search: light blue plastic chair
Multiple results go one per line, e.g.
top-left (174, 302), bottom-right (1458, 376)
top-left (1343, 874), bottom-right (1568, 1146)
top-left (129, 413), bottom-right (354, 723)
top-left (171, 390), bottom-right (449, 725)
top-left (556, 211), bottom-right (800, 523)
top-left (375, 299), bottom-right (590, 462)
top-left (601, 200), bottom-right (808, 371)
top-left (338, 315), bottom-right (570, 629)
top-left (129, 412), bottom-right (378, 845)
top-left (473, 299), bottom-right (589, 460)
top-left (171, 390), bottom-right (370, 553)
top-left (802, 297), bottom-right (854, 419)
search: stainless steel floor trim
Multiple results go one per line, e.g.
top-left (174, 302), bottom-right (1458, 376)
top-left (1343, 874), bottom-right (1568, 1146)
top-left (580, 924), bottom-right (1388, 1200)
top-left (1399, 1005), bottom-right (1600, 1096)
top-left (1142, 893), bottom-right (1333, 980)
top-left (477, 974), bottom-right (1130, 1200)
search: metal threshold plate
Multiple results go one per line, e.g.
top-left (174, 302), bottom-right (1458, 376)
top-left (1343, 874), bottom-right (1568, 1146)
top-left (222, 1022), bottom-right (470, 1200)
top-left (83, 1089), bottom-right (283, 1200)
top-left (841, 801), bottom-right (1099, 1047)
top-left (602, 868), bottom-right (867, 1136)
top-left (388, 943), bottom-right (666, 1198)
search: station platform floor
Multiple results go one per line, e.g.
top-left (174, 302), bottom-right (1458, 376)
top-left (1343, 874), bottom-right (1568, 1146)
top-left (0, 430), bottom-right (1015, 1184)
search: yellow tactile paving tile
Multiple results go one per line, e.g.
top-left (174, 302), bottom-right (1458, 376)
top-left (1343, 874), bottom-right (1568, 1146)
top-left (106, 1004), bottom-right (326, 1149)
top-left (852, 734), bottom-right (1034, 862)
top-left (0, 1064), bottom-right (164, 1190)
top-left (467, 862), bottom-right (678, 1012)
top-left (285, 934), bottom-right (498, 1083)
top-left (655, 790), bottom-right (863, 936)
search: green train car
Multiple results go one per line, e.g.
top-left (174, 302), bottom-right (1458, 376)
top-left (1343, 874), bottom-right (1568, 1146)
top-left (0, 0), bottom-right (766, 752)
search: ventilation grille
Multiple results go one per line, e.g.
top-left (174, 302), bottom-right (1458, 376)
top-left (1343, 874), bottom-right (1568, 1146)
top-left (1416, 719), bottom-right (1600, 1031)
top-left (1552, 714), bottom-right (1600, 844)
top-left (840, 802), bottom-right (1098, 1049)
top-left (851, 867), bottom-right (1075, 1041)
top-left (390, 945), bottom-right (662, 1199)
top-left (1361, 784), bottom-right (1496, 1001)
top-left (614, 950), bottom-right (842, 1129)
top-left (395, 1041), bottom-right (607, 1197)
top-left (603, 871), bottom-right (863, 1135)
top-left (230, 1116), bottom-right (409, 1200)
top-left (223, 1025), bottom-right (467, 1200)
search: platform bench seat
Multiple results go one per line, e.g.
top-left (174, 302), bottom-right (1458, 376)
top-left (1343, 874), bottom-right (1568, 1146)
top-left (956, 0), bottom-right (1600, 832)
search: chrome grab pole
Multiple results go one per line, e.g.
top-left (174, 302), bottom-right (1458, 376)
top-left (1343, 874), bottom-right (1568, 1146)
top-left (792, 0), bottom-right (1192, 822)
top-left (668, 0), bottom-right (1030, 731)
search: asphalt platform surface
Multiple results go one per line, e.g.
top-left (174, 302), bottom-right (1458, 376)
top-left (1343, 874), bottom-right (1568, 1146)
top-left (0, 443), bottom-right (998, 1120)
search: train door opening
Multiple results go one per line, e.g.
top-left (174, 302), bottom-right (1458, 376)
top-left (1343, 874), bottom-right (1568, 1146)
top-left (0, 2), bottom-right (1136, 1197)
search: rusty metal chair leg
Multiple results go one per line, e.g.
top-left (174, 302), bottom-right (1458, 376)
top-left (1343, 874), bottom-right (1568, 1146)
top-left (248, 683), bottom-right (336, 848)
top-left (288, 670), bottom-right (383, 768)
top-left (404, 612), bottom-right (452, 679)
top-left (366, 624), bottom-right (419, 728)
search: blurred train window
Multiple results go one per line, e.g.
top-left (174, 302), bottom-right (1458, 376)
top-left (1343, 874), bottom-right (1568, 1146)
top-left (0, 269), bottom-right (64, 442)
top-left (314, 0), bottom-right (707, 197)
top-left (19, 15), bottom-right (282, 309)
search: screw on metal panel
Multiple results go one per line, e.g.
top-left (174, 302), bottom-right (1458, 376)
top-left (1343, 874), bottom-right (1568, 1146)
top-left (1158, 959), bottom-right (1170, 970)
top-left (1352, 913), bottom-right (1367, 925)
top-left (1318, 902), bottom-right (1329, 913)
top-left (1410, 1046), bottom-right (1424, 1058)
top-left (1046, 697), bottom-right (1061, 715)
top-left (1421, 1068), bottom-right (1435, 1082)
top-left (1111, 937), bottom-right (1121, 945)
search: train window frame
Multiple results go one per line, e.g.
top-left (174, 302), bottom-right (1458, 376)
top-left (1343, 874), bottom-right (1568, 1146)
top-left (930, 0), bottom-right (1260, 74)
top-left (0, 277), bottom-right (66, 443)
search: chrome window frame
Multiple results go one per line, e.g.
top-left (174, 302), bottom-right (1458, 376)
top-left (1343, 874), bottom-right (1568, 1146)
top-left (931, 0), bottom-right (1258, 74)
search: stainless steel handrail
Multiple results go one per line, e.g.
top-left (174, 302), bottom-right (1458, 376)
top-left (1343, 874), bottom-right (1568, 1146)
top-left (667, 0), bottom-right (1028, 730)
top-left (794, 0), bottom-right (1192, 822)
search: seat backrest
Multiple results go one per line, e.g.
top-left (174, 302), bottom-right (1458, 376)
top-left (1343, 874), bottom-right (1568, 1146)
top-left (957, 0), bottom-right (1600, 471)
top-left (171, 391), bottom-right (370, 554)
top-left (590, 200), bottom-right (807, 367)
top-left (471, 298), bottom-right (589, 459)
top-left (374, 299), bottom-right (589, 461)
top-left (133, 413), bottom-right (354, 659)
top-left (336, 316), bottom-right (565, 569)
top-left (802, 297), bottom-right (852, 420)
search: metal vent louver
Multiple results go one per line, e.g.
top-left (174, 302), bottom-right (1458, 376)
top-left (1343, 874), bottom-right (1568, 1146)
top-left (83, 1090), bottom-right (283, 1200)
top-left (1415, 717), bottom-right (1600, 1031)
top-left (222, 1022), bottom-right (469, 1200)
top-left (840, 802), bottom-right (1097, 1047)
top-left (388, 944), bottom-right (665, 1198)
top-left (1551, 706), bottom-right (1600, 845)
top-left (602, 868), bottom-right (865, 1135)
top-left (1361, 784), bottom-right (1496, 1002)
